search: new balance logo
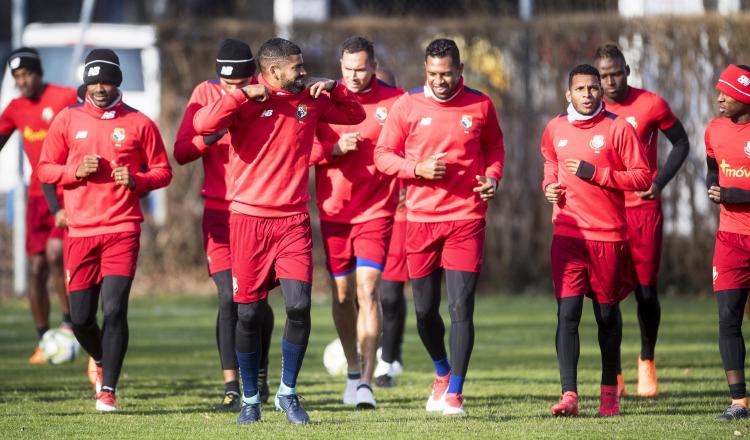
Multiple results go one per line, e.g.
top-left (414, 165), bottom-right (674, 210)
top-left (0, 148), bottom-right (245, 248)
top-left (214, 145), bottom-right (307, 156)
top-left (261, 109), bottom-right (273, 117)
top-left (739, 75), bottom-right (750, 87)
top-left (220, 66), bottom-right (234, 76)
top-left (87, 66), bottom-right (100, 77)
top-left (101, 111), bottom-right (116, 120)
top-left (75, 131), bottom-right (88, 139)
top-left (420, 117), bottom-right (432, 126)
top-left (557, 139), bottom-right (568, 147)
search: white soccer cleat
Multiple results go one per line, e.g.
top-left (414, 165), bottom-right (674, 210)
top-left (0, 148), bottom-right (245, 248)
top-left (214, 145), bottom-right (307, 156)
top-left (373, 359), bottom-right (391, 378)
top-left (343, 378), bottom-right (358, 405)
top-left (355, 385), bottom-right (376, 409)
top-left (95, 391), bottom-right (118, 412)
top-left (425, 376), bottom-right (449, 412)
top-left (442, 393), bottom-right (465, 416)
top-left (390, 360), bottom-right (404, 377)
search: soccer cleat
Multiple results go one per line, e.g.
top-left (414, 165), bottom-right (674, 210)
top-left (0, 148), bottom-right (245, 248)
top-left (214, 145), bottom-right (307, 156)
top-left (389, 360), bottom-right (404, 377)
top-left (87, 357), bottom-right (98, 389)
top-left (29, 346), bottom-right (46, 365)
top-left (550, 391), bottom-right (579, 417)
top-left (373, 359), bottom-right (391, 378)
top-left (237, 400), bottom-right (262, 424)
top-left (95, 391), bottom-right (118, 412)
top-left (717, 404), bottom-right (750, 421)
top-left (599, 384), bottom-right (620, 417)
top-left (258, 371), bottom-right (270, 404)
top-left (355, 384), bottom-right (376, 409)
top-left (425, 375), bottom-right (449, 412)
top-left (343, 378), bottom-right (358, 405)
top-left (637, 357), bottom-right (658, 397)
top-left (275, 393), bottom-right (309, 425)
top-left (617, 374), bottom-right (627, 397)
top-left (217, 392), bottom-right (241, 412)
top-left (375, 374), bottom-right (394, 388)
top-left (443, 393), bottom-right (465, 416)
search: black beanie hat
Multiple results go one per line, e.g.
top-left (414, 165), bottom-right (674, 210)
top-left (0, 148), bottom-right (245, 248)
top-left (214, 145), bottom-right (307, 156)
top-left (7, 47), bottom-right (42, 76)
top-left (216, 39), bottom-right (256, 79)
top-left (82, 49), bottom-right (122, 86)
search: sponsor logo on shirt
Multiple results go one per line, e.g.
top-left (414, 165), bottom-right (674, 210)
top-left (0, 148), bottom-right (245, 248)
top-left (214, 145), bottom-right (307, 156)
top-left (460, 115), bottom-right (473, 130)
top-left (557, 139), bottom-right (568, 147)
top-left (75, 130), bottom-right (88, 139)
top-left (112, 128), bottom-right (126, 144)
top-left (419, 117), bottom-right (432, 126)
top-left (744, 141), bottom-right (750, 158)
top-left (720, 159), bottom-right (750, 178)
top-left (589, 134), bottom-right (605, 153)
top-left (261, 109), bottom-right (273, 118)
top-left (87, 66), bottom-right (100, 77)
top-left (296, 104), bottom-right (308, 121)
top-left (375, 106), bottom-right (388, 122)
top-left (739, 75), bottom-right (750, 87)
top-left (41, 107), bottom-right (54, 123)
top-left (220, 66), bottom-right (234, 76)
top-left (625, 116), bottom-right (638, 129)
top-left (22, 126), bottom-right (47, 142)
top-left (101, 110), bottom-right (116, 120)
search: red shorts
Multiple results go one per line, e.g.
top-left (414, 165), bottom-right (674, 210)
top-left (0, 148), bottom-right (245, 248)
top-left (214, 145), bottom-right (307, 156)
top-left (26, 195), bottom-right (64, 255)
top-left (406, 219), bottom-right (485, 279)
top-left (202, 209), bottom-right (232, 275)
top-left (320, 217), bottom-right (393, 277)
top-left (230, 212), bottom-right (313, 303)
top-left (713, 231), bottom-right (750, 292)
top-left (382, 220), bottom-right (408, 282)
top-left (626, 205), bottom-right (663, 286)
top-left (551, 235), bottom-right (632, 305)
top-left (64, 232), bottom-right (140, 292)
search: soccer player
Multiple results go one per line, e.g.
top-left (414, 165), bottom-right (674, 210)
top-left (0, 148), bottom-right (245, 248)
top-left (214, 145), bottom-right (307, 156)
top-left (594, 43), bottom-right (690, 397)
top-left (0, 47), bottom-right (77, 363)
top-left (193, 37), bottom-right (365, 425)
top-left (310, 36), bottom-right (403, 408)
top-left (541, 64), bottom-right (650, 417)
top-left (375, 38), bottom-right (504, 416)
top-left (38, 49), bottom-right (173, 412)
top-left (705, 64), bottom-right (750, 421)
top-left (174, 38), bottom-right (275, 410)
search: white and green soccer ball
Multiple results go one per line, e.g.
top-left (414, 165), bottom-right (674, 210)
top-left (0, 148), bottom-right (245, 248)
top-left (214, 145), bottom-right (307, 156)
top-left (39, 328), bottom-right (80, 365)
top-left (323, 338), bottom-right (349, 376)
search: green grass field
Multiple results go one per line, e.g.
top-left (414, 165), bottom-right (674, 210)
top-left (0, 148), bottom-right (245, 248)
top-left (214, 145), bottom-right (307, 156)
top-left (0, 293), bottom-right (747, 439)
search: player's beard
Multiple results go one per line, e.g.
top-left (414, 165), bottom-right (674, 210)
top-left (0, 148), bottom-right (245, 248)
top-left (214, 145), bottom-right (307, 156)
top-left (281, 75), bottom-right (306, 94)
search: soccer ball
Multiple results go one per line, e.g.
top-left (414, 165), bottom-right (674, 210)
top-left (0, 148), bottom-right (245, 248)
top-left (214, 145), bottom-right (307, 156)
top-left (39, 328), bottom-right (80, 365)
top-left (323, 338), bottom-right (348, 376)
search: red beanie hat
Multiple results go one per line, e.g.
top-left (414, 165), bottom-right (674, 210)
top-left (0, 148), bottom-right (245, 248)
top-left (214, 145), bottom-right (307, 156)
top-left (717, 64), bottom-right (750, 104)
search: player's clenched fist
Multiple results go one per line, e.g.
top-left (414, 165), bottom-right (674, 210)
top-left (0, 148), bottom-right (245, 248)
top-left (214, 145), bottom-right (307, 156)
top-left (111, 160), bottom-right (135, 189)
top-left (305, 77), bottom-right (337, 98)
top-left (333, 132), bottom-right (361, 156)
top-left (240, 84), bottom-right (270, 102)
top-left (415, 152), bottom-right (447, 179)
top-left (76, 154), bottom-right (100, 178)
top-left (545, 183), bottom-right (564, 204)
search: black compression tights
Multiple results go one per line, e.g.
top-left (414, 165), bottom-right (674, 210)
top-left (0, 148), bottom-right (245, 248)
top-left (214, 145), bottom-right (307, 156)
top-left (412, 269), bottom-right (478, 377)
top-left (379, 280), bottom-right (406, 364)
top-left (556, 296), bottom-right (622, 393)
top-left (69, 275), bottom-right (133, 391)
top-left (717, 289), bottom-right (749, 399)
top-left (635, 284), bottom-right (661, 361)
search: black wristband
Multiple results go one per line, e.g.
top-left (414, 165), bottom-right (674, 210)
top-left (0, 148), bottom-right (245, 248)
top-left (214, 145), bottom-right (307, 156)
top-left (575, 160), bottom-right (595, 180)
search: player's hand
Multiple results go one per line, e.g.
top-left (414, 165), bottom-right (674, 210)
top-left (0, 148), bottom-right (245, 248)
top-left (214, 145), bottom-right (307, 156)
top-left (415, 152), bottom-right (447, 179)
top-left (75, 154), bottom-right (100, 178)
top-left (54, 209), bottom-right (67, 228)
top-left (306, 77), bottom-right (337, 98)
top-left (708, 185), bottom-right (722, 204)
top-left (473, 175), bottom-right (497, 201)
top-left (564, 159), bottom-right (582, 174)
top-left (241, 84), bottom-right (270, 102)
top-left (332, 132), bottom-right (361, 156)
top-left (636, 183), bottom-right (660, 200)
top-left (111, 161), bottom-right (135, 189)
top-left (545, 183), bottom-right (565, 204)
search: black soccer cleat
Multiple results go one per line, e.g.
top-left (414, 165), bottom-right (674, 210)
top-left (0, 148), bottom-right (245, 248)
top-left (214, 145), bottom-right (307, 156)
top-left (237, 400), bottom-right (262, 424)
top-left (275, 393), bottom-right (309, 425)
top-left (217, 392), bottom-right (241, 412)
top-left (375, 374), bottom-right (394, 388)
top-left (717, 404), bottom-right (750, 421)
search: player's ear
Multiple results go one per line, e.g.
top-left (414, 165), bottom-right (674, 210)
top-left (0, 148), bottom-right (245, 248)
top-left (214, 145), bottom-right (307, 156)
top-left (625, 64), bottom-right (630, 77)
top-left (565, 90), bottom-right (572, 103)
top-left (457, 62), bottom-right (464, 78)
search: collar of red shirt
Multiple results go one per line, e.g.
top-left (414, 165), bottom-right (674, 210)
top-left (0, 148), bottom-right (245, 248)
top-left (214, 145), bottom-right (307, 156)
top-left (423, 77), bottom-right (464, 105)
top-left (257, 74), bottom-right (302, 100)
top-left (83, 91), bottom-right (124, 119)
top-left (566, 101), bottom-right (606, 129)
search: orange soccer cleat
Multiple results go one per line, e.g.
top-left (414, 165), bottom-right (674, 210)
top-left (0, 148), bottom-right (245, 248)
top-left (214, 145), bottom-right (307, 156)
top-left (29, 346), bottom-right (46, 364)
top-left (637, 357), bottom-right (658, 397)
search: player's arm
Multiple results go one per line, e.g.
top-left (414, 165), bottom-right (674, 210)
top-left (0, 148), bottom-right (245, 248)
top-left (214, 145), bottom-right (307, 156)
top-left (567, 121), bottom-right (650, 191)
top-left (316, 80), bottom-right (366, 126)
top-left (374, 96), bottom-right (425, 179)
top-left (193, 84), bottom-right (268, 135)
top-left (125, 120), bottom-right (173, 193)
top-left (540, 123), bottom-right (563, 204)
top-left (38, 111), bottom-right (85, 186)
top-left (651, 120), bottom-right (690, 191)
top-left (706, 155), bottom-right (750, 204)
top-left (41, 183), bottom-right (61, 215)
top-left (174, 88), bottom-right (228, 165)
top-left (474, 101), bottom-right (504, 201)
top-left (0, 103), bottom-right (17, 152)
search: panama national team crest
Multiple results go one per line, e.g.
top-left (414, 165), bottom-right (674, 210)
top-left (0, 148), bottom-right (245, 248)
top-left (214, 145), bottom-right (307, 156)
top-left (460, 115), bottom-right (473, 129)
top-left (296, 104), bottom-right (308, 121)
top-left (112, 128), bottom-right (126, 144)
top-left (625, 116), bottom-right (638, 129)
top-left (744, 141), bottom-right (750, 158)
top-left (375, 106), bottom-right (388, 121)
top-left (589, 134), bottom-right (605, 153)
top-left (41, 107), bottom-right (54, 123)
